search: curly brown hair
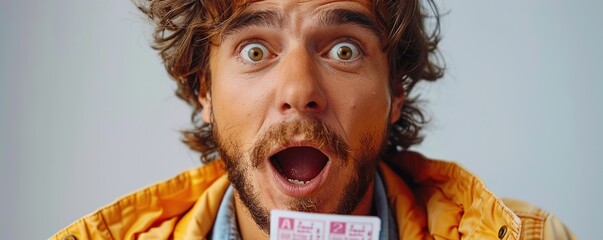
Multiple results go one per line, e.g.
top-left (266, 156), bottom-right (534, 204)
top-left (135, 0), bottom-right (444, 163)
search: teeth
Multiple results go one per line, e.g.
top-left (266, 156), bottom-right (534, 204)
top-left (287, 178), bottom-right (310, 185)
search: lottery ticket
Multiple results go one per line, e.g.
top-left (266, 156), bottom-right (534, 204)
top-left (270, 210), bottom-right (381, 240)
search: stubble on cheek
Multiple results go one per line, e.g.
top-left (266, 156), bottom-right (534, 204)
top-left (211, 116), bottom-right (272, 232)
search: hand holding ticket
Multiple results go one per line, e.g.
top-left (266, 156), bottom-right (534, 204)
top-left (270, 210), bottom-right (381, 240)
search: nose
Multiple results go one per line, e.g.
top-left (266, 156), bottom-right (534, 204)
top-left (274, 47), bottom-right (326, 115)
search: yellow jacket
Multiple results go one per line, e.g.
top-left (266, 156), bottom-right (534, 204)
top-left (51, 152), bottom-right (575, 239)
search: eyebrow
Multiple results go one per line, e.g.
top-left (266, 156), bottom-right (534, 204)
top-left (222, 10), bottom-right (284, 37)
top-left (317, 8), bottom-right (380, 36)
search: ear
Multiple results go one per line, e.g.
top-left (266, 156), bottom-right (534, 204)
top-left (389, 82), bottom-right (405, 123)
top-left (198, 92), bottom-right (212, 123)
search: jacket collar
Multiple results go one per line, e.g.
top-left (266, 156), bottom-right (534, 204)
top-left (379, 151), bottom-right (522, 239)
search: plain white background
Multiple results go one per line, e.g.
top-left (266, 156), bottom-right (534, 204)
top-left (1, 0), bottom-right (601, 239)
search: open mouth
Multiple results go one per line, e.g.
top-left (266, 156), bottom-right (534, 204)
top-left (270, 146), bottom-right (329, 185)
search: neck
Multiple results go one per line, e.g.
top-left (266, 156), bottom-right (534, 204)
top-left (350, 181), bottom-right (375, 216)
top-left (234, 194), bottom-right (269, 240)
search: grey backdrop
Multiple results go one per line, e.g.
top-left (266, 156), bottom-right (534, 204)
top-left (1, 0), bottom-right (601, 239)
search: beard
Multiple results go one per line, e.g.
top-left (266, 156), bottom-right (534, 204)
top-left (213, 117), bottom-right (387, 233)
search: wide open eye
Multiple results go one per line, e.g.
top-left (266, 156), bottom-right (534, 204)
top-left (240, 43), bottom-right (269, 62)
top-left (328, 42), bottom-right (360, 61)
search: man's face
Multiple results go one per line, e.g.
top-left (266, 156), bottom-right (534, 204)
top-left (200, 0), bottom-right (404, 232)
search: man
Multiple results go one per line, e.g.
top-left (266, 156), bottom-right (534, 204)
top-left (52, 0), bottom-right (575, 239)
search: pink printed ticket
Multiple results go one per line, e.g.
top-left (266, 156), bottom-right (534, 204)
top-left (270, 210), bottom-right (381, 240)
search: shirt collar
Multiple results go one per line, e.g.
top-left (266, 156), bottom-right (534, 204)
top-left (210, 185), bottom-right (241, 240)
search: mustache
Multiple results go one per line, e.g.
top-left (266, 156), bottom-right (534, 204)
top-left (250, 118), bottom-right (350, 168)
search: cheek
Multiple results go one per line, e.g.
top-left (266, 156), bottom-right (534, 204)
top-left (209, 71), bottom-right (272, 147)
top-left (329, 86), bottom-right (391, 148)
top-left (352, 95), bottom-right (390, 131)
top-left (333, 75), bottom-right (392, 147)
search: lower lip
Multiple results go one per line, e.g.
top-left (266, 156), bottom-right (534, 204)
top-left (269, 160), bottom-right (331, 198)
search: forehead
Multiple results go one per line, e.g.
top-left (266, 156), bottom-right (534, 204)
top-left (241, 0), bottom-right (373, 17)
top-left (220, 0), bottom-right (379, 39)
top-left (244, 0), bottom-right (372, 9)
